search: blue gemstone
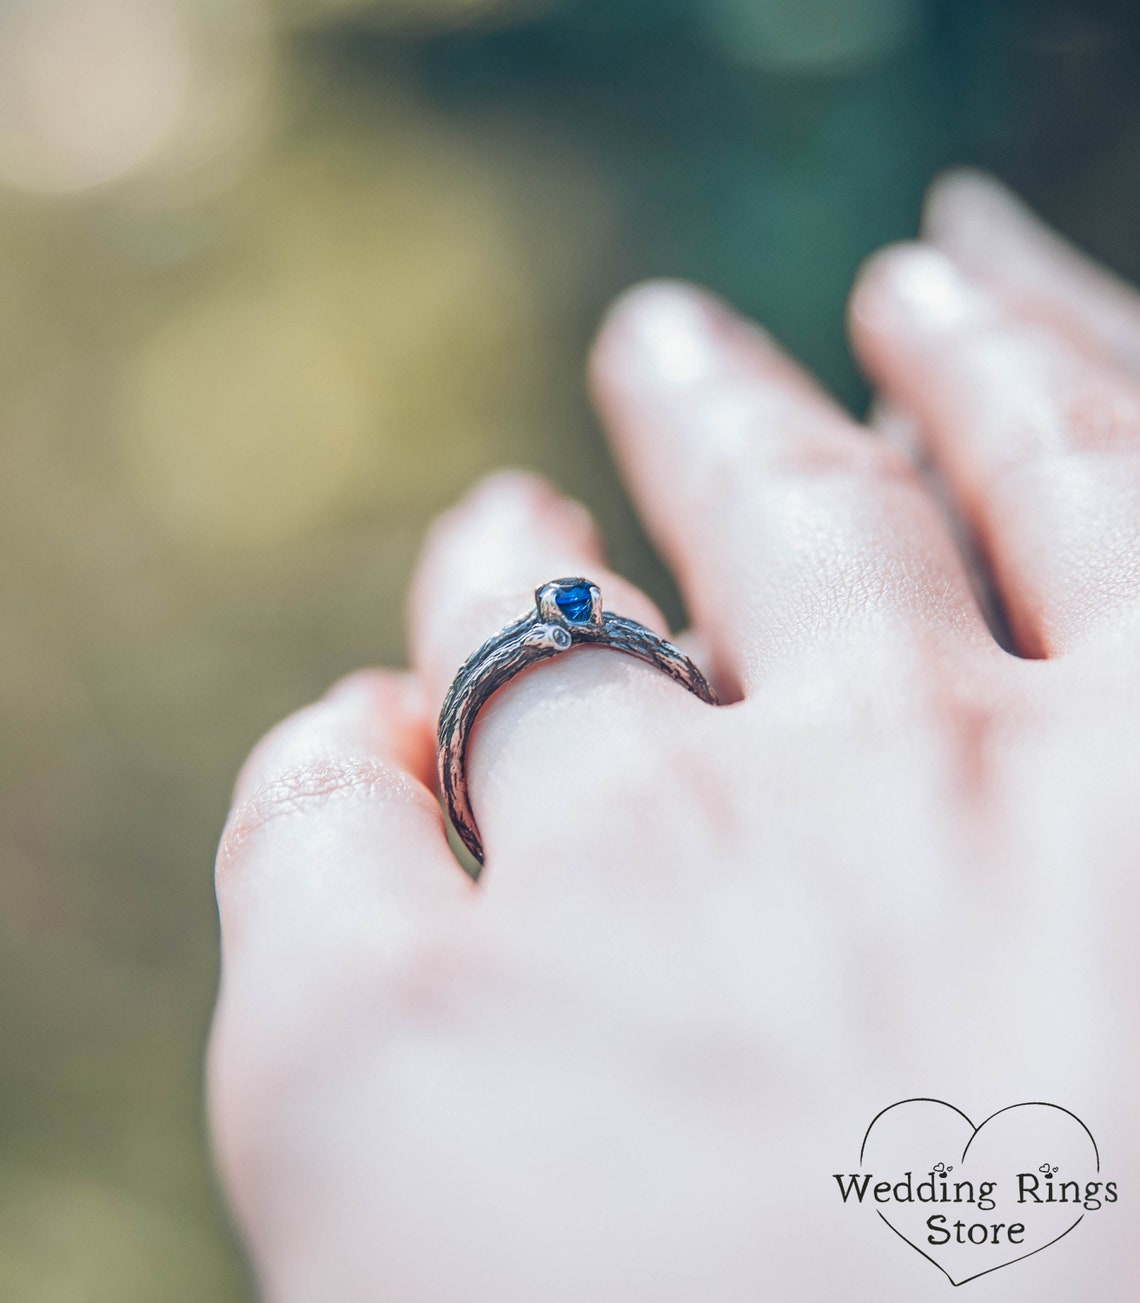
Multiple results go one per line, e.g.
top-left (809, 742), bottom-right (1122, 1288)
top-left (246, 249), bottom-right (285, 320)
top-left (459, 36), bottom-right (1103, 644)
top-left (554, 583), bottom-right (593, 622)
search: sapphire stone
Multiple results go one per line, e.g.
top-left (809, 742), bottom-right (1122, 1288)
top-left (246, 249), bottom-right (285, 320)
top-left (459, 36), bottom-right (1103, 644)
top-left (554, 583), bottom-right (593, 623)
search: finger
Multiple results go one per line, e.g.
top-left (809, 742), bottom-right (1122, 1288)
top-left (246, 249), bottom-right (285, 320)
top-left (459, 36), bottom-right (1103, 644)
top-left (216, 667), bottom-right (469, 967)
top-left (212, 672), bottom-right (474, 1209)
top-left (925, 169), bottom-right (1140, 376)
top-left (850, 243), bottom-right (1140, 657)
top-left (871, 397), bottom-right (1014, 649)
top-left (590, 281), bottom-right (992, 691)
top-left (410, 471), bottom-right (667, 712)
top-left (230, 668), bottom-right (435, 807)
top-left (408, 470), bottom-right (710, 878)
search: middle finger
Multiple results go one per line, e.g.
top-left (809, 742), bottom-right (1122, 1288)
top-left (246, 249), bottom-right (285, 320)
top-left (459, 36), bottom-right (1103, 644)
top-left (590, 281), bottom-right (992, 694)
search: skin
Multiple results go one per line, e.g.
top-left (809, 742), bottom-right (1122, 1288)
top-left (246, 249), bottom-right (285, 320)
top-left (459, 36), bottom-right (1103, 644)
top-left (209, 173), bottom-right (1140, 1301)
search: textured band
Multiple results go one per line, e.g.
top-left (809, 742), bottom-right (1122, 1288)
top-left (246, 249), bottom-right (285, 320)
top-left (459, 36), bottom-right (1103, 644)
top-left (437, 577), bottom-right (719, 865)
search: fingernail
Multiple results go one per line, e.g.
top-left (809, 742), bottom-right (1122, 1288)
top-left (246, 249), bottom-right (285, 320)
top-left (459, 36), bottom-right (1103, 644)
top-left (857, 245), bottom-right (992, 339)
top-left (924, 169), bottom-right (1034, 256)
top-left (600, 281), bottom-right (743, 386)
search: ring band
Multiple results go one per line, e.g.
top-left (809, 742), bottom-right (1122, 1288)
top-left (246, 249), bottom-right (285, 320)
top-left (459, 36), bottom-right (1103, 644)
top-left (437, 577), bottom-right (719, 865)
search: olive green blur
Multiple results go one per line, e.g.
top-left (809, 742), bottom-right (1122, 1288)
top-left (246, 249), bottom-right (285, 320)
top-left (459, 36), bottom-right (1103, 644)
top-left (1, 0), bottom-right (1138, 1296)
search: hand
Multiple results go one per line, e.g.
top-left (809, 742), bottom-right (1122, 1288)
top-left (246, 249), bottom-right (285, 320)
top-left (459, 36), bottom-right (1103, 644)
top-left (208, 173), bottom-right (1140, 1301)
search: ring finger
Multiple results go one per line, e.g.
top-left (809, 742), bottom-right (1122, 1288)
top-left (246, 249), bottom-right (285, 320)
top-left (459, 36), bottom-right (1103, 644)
top-left (850, 243), bottom-right (1140, 658)
top-left (408, 470), bottom-right (716, 890)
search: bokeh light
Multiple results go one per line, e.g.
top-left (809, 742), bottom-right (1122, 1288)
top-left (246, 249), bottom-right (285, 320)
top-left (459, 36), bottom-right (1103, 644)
top-left (117, 114), bottom-right (544, 552)
top-left (698, 0), bottom-right (920, 73)
top-left (0, 0), bottom-right (274, 196)
top-left (0, 0), bottom-right (190, 192)
top-left (274, 0), bottom-right (555, 30)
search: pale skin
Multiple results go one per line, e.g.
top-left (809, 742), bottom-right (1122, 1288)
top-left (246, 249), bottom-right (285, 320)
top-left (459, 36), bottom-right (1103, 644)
top-left (209, 174), bottom-right (1140, 1300)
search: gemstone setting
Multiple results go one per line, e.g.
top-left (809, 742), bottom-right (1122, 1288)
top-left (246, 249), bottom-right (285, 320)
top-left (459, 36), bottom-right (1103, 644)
top-left (553, 583), bottom-right (594, 623)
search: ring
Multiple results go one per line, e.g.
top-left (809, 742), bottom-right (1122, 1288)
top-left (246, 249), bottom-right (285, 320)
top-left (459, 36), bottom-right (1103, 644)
top-left (437, 577), bottom-right (720, 865)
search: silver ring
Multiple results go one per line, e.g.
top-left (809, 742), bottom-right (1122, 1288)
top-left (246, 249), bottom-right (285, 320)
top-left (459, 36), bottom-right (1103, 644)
top-left (437, 577), bottom-right (720, 865)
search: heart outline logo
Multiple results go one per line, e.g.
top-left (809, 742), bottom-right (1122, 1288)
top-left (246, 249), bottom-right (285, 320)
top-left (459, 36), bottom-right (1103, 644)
top-left (858, 1098), bottom-right (1101, 1287)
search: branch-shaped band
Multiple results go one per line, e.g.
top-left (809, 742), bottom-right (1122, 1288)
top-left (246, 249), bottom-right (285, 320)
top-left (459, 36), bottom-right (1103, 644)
top-left (436, 577), bottom-right (720, 865)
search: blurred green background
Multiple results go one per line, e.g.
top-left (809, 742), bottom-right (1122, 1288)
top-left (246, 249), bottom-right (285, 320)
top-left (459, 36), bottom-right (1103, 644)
top-left (1, 0), bottom-right (1139, 1296)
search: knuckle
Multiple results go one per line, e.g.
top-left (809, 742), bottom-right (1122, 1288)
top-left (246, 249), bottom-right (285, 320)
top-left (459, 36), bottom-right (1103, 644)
top-left (922, 668), bottom-right (1017, 795)
top-left (217, 756), bottom-right (439, 888)
top-left (1058, 382), bottom-right (1140, 454)
top-left (782, 435), bottom-right (919, 497)
top-left (975, 347), bottom-right (1140, 472)
top-left (690, 384), bottom-right (919, 509)
top-left (234, 698), bottom-right (330, 788)
top-left (990, 445), bottom-right (1140, 519)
